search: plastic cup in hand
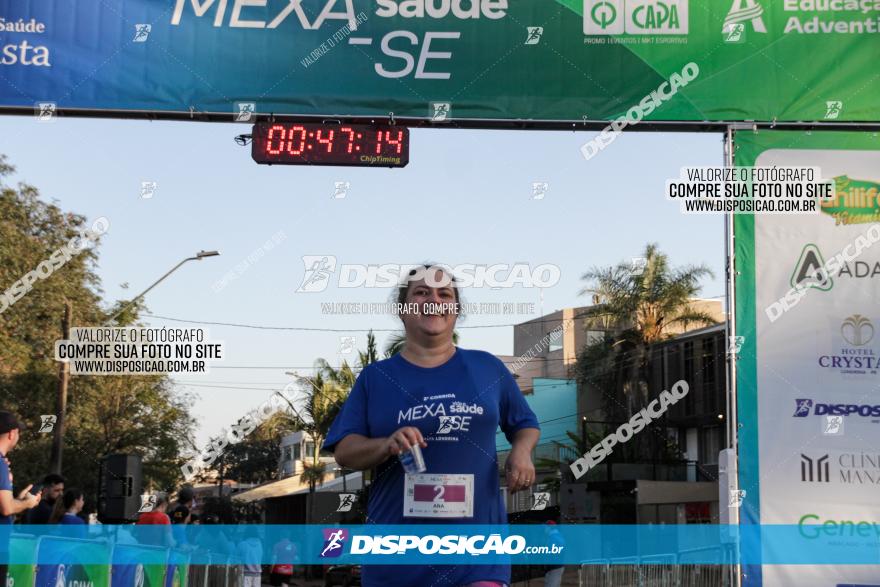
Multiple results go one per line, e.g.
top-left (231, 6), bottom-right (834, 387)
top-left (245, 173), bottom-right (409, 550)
top-left (399, 443), bottom-right (426, 474)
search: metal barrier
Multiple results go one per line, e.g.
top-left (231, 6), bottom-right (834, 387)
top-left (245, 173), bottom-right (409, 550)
top-left (207, 554), bottom-right (228, 587)
top-left (224, 558), bottom-right (243, 587)
top-left (186, 564), bottom-right (209, 587)
top-left (579, 547), bottom-right (735, 587)
top-left (184, 552), bottom-right (244, 587)
top-left (639, 554), bottom-right (678, 587)
top-left (578, 559), bottom-right (608, 586)
top-left (606, 557), bottom-right (639, 587)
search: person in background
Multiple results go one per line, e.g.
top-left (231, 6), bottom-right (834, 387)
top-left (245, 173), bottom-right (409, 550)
top-left (196, 512), bottom-right (234, 557)
top-left (169, 501), bottom-right (191, 547)
top-left (542, 521), bottom-right (566, 587)
top-left (24, 473), bottom-right (65, 524)
top-left (0, 412), bottom-right (41, 587)
top-left (172, 485), bottom-right (196, 513)
top-left (135, 492), bottom-right (174, 547)
top-left (48, 488), bottom-right (86, 539)
top-left (269, 532), bottom-right (296, 587)
top-left (237, 524), bottom-right (263, 587)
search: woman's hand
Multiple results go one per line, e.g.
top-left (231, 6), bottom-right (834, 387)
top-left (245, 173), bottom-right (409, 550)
top-left (505, 447), bottom-right (536, 492)
top-left (385, 426), bottom-right (427, 457)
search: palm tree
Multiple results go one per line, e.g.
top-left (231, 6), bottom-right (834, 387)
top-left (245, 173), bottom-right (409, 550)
top-left (276, 360), bottom-right (353, 523)
top-left (359, 331), bottom-right (379, 368)
top-left (384, 332), bottom-right (407, 358)
top-left (573, 243), bottom-right (715, 457)
top-left (535, 428), bottom-right (604, 492)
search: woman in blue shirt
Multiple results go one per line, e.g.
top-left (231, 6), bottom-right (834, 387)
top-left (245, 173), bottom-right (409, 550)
top-left (49, 488), bottom-right (87, 539)
top-left (324, 265), bottom-right (541, 587)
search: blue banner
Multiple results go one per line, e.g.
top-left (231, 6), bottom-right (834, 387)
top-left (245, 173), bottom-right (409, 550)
top-left (3, 524), bottom-right (880, 566)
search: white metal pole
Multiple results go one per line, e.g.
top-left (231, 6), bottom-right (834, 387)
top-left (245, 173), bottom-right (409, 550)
top-left (724, 125), bottom-right (743, 587)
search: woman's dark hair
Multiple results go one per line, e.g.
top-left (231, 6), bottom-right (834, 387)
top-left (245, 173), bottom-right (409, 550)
top-left (49, 487), bottom-right (83, 523)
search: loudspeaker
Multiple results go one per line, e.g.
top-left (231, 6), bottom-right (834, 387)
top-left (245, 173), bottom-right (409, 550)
top-left (97, 453), bottom-right (142, 523)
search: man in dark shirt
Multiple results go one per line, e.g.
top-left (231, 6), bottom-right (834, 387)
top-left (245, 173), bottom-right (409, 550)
top-left (0, 412), bottom-right (42, 586)
top-left (25, 473), bottom-right (65, 524)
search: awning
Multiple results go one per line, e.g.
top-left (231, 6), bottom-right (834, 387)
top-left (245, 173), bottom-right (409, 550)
top-left (232, 475), bottom-right (310, 503)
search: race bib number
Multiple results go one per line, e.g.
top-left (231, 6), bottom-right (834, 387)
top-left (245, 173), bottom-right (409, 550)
top-left (403, 473), bottom-right (474, 518)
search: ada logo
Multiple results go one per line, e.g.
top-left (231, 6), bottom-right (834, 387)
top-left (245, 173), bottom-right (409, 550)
top-left (722, 0), bottom-right (766, 36)
top-left (790, 244), bottom-right (833, 292)
top-left (320, 528), bottom-right (348, 558)
top-left (583, 0), bottom-right (687, 35)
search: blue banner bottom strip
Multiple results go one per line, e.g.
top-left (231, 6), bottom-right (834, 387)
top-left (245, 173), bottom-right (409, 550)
top-left (1, 524), bottom-right (878, 565)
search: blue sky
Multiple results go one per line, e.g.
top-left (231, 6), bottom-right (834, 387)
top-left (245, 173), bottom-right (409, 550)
top-left (1, 116), bottom-right (724, 446)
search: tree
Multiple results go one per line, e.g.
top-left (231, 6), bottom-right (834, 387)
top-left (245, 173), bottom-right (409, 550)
top-left (358, 330), bottom-right (379, 368)
top-left (223, 412), bottom-right (290, 485)
top-left (0, 155), bottom-right (196, 504)
top-left (383, 332), bottom-right (406, 359)
top-left (279, 360), bottom-right (351, 495)
top-left (573, 243), bottom-right (715, 460)
top-left (534, 428), bottom-right (603, 492)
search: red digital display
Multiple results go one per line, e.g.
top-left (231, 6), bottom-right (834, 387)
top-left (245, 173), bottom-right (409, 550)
top-left (251, 122), bottom-right (409, 167)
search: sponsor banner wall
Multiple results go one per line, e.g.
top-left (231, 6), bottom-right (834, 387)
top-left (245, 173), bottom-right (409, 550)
top-left (0, 0), bottom-right (877, 122)
top-left (734, 130), bottom-right (880, 587)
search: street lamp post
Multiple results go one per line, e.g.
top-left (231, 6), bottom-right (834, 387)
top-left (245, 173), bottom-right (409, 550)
top-left (105, 250), bottom-right (220, 325)
top-left (334, 467), bottom-right (348, 493)
top-left (50, 250), bottom-right (220, 474)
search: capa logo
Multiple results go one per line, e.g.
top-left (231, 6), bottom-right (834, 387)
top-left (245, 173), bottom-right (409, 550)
top-left (584, 0), bottom-right (688, 35)
top-left (630, 1), bottom-right (684, 32)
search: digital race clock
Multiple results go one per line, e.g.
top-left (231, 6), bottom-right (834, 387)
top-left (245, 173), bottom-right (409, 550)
top-left (251, 122), bottom-right (409, 167)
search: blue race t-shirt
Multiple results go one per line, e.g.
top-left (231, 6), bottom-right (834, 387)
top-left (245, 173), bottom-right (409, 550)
top-left (60, 513), bottom-right (87, 539)
top-left (324, 348), bottom-right (539, 587)
top-left (0, 451), bottom-right (12, 526)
